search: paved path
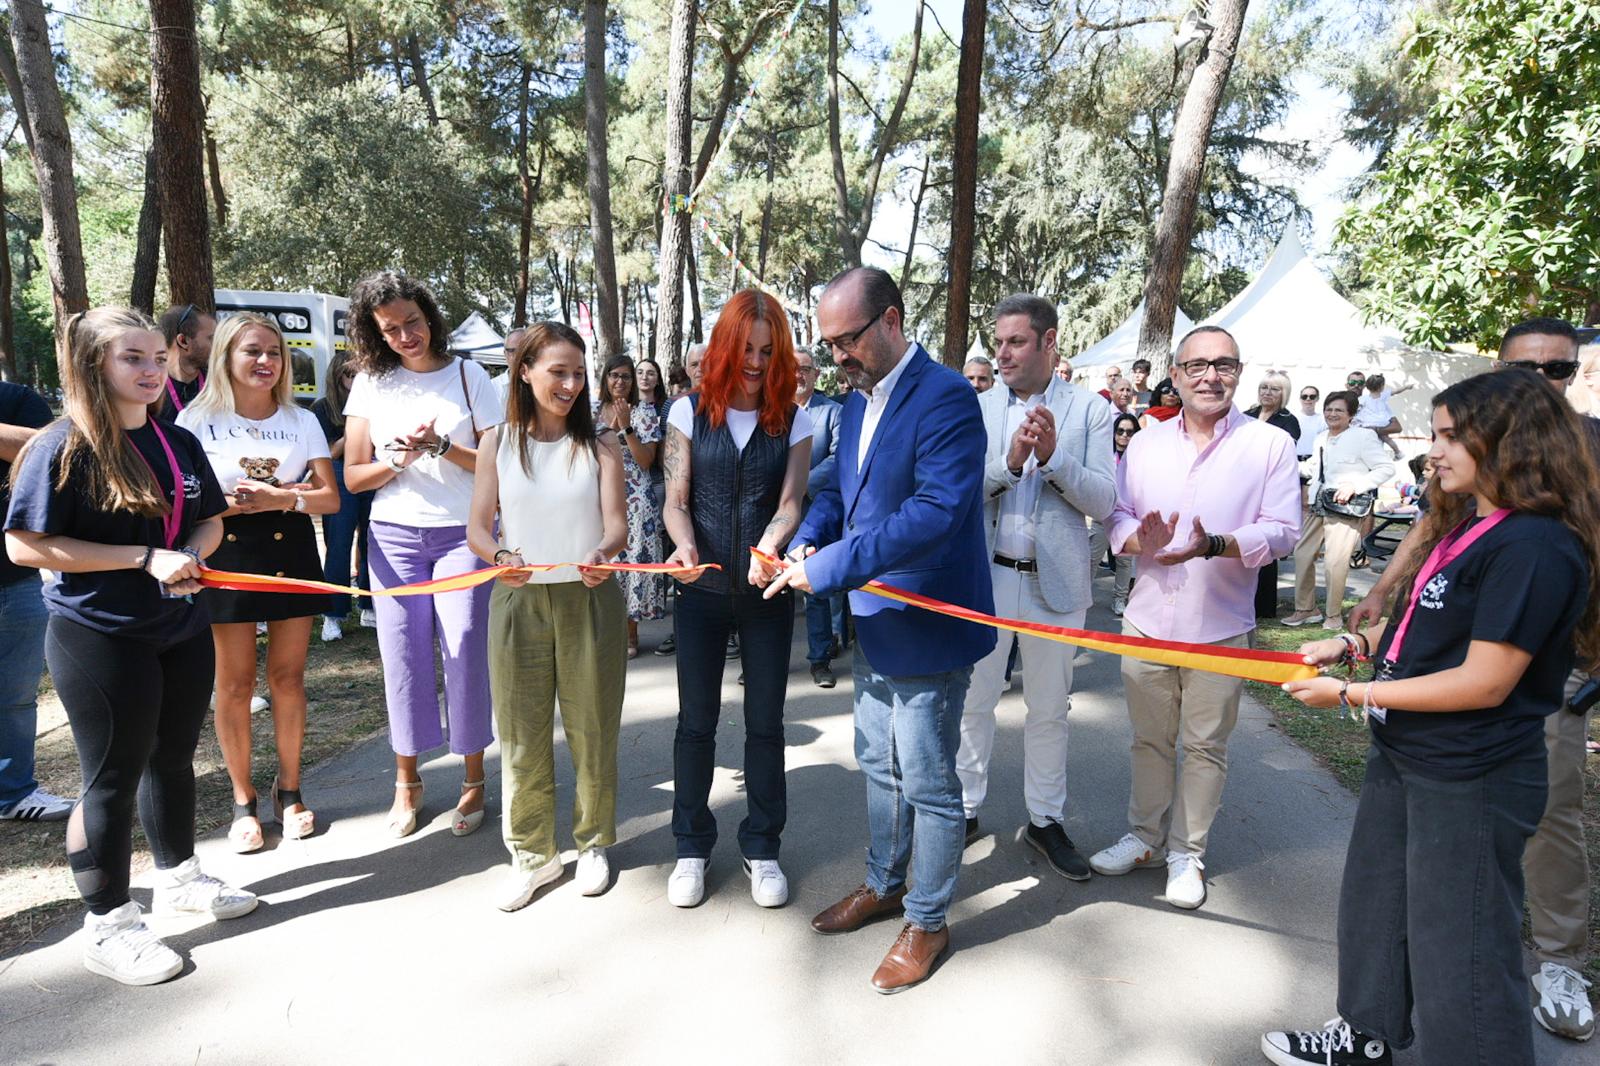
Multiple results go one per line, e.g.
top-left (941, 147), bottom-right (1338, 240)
top-left (0, 583), bottom-right (1586, 1066)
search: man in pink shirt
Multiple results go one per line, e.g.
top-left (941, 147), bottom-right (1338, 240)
top-left (1087, 326), bottom-right (1300, 909)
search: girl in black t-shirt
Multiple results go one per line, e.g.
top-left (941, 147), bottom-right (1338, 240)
top-left (1262, 368), bottom-right (1600, 1066)
top-left (3, 307), bottom-right (256, 988)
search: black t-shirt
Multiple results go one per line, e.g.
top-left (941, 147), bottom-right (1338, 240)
top-left (0, 382), bottom-right (54, 586)
top-left (166, 374), bottom-right (204, 413)
top-left (310, 396), bottom-right (343, 449)
top-left (1371, 512), bottom-right (1587, 779)
top-left (4, 418), bottom-right (226, 644)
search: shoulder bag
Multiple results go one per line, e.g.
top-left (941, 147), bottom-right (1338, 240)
top-left (1316, 442), bottom-right (1376, 519)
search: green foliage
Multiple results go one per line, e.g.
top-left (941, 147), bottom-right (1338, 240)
top-left (1337, 0), bottom-right (1600, 347)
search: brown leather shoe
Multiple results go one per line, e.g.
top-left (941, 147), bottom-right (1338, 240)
top-left (870, 922), bottom-right (949, 994)
top-left (810, 883), bottom-right (907, 935)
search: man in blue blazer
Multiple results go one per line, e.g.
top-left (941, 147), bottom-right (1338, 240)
top-left (763, 267), bottom-right (994, 993)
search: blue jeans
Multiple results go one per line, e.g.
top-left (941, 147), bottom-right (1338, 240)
top-left (804, 591), bottom-right (839, 665)
top-left (0, 575), bottom-right (49, 808)
top-left (322, 459), bottom-right (374, 619)
top-left (853, 657), bottom-right (972, 931)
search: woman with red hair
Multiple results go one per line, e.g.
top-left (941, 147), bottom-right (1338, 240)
top-left (659, 289), bottom-right (813, 910)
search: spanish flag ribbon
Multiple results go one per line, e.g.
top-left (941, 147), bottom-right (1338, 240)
top-left (199, 561), bottom-right (719, 599)
top-left (749, 549), bottom-right (1315, 686)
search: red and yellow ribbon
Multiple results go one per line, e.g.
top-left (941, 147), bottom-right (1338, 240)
top-left (199, 561), bottom-right (718, 599)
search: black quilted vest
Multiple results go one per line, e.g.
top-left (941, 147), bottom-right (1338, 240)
top-left (686, 393), bottom-right (795, 596)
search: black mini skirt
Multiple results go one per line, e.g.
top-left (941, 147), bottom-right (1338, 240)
top-left (203, 511), bottom-right (327, 623)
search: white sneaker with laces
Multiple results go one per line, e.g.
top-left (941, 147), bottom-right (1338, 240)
top-left (1532, 961), bottom-right (1595, 1041)
top-left (575, 847), bottom-right (611, 897)
top-left (743, 857), bottom-right (788, 908)
top-left (151, 855), bottom-right (258, 920)
top-left (0, 787), bottom-right (74, 821)
top-left (1088, 832), bottom-right (1166, 876)
top-left (1111, 596), bottom-right (1127, 617)
top-left (82, 901), bottom-right (183, 986)
top-left (321, 617), bottom-right (343, 642)
top-left (1165, 851), bottom-right (1206, 909)
top-left (667, 858), bottom-right (707, 907)
top-left (497, 855), bottom-right (563, 912)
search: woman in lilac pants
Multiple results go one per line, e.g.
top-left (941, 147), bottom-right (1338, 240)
top-left (341, 271), bottom-right (504, 839)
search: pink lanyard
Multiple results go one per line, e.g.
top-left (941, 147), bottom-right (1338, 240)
top-left (127, 420), bottom-right (187, 549)
top-left (164, 372), bottom-right (204, 413)
top-left (1382, 507), bottom-right (1512, 666)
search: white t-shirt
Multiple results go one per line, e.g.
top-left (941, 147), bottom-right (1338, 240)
top-left (344, 358), bottom-right (505, 527)
top-left (176, 403), bottom-right (330, 496)
top-left (1353, 388), bottom-right (1395, 429)
top-left (666, 396), bottom-right (813, 450)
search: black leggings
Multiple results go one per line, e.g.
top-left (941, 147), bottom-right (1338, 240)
top-left (46, 616), bottom-right (215, 914)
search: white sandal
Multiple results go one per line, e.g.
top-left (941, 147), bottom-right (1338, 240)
top-left (388, 779), bottom-right (423, 839)
top-left (452, 779), bottom-right (486, 837)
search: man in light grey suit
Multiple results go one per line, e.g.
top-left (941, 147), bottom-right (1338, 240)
top-left (796, 346), bottom-right (845, 687)
top-left (955, 293), bottom-right (1116, 880)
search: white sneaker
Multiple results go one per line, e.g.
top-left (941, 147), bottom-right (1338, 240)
top-left (151, 855), bottom-right (258, 920)
top-left (575, 847), bottom-right (611, 897)
top-left (320, 617), bottom-right (343, 642)
top-left (1111, 596), bottom-right (1127, 617)
top-left (82, 902), bottom-right (182, 986)
top-left (0, 787), bottom-right (74, 821)
top-left (360, 608), bottom-right (377, 628)
top-left (667, 858), bottom-right (707, 907)
top-left (1165, 851), bottom-right (1206, 909)
top-left (743, 857), bottom-right (788, 908)
top-left (1088, 832), bottom-right (1166, 876)
top-left (207, 693), bottom-right (270, 713)
top-left (497, 855), bottom-right (563, 912)
top-left (1532, 961), bottom-right (1595, 1041)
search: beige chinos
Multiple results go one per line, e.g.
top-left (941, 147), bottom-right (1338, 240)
top-left (1524, 670), bottom-right (1593, 970)
top-left (1292, 510), bottom-right (1364, 618)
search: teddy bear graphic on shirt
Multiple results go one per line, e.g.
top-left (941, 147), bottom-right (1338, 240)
top-left (239, 456), bottom-right (281, 486)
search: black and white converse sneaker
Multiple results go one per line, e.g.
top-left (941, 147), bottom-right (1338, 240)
top-left (1261, 1019), bottom-right (1390, 1065)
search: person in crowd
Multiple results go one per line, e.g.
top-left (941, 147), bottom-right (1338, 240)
top-left (1109, 378), bottom-right (1137, 415)
top-left (1104, 413), bottom-right (1141, 615)
top-left (1347, 316), bottom-right (1599, 1044)
top-left (1139, 378), bottom-right (1182, 427)
top-left (1573, 343), bottom-right (1600, 415)
top-left (177, 313), bottom-right (339, 850)
top-left (0, 378), bottom-right (72, 822)
top-left (765, 267), bottom-right (993, 994)
top-left (1091, 326), bottom-right (1299, 909)
top-left (1352, 372), bottom-right (1412, 457)
top-left (311, 349), bottom-right (375, 642)
top-left (795, 345), bottom-right (843, 687)
top-left (1130, 358), bottom-right (1153, 412)
top-left (1105, 366), bottom-right (1123, 389)
top-left (637, 357), bottom-right (671, 514)
top-left (667, 364), bottom-right (692, 399)
top-left (595, 355), bottom-right (663, 657)
top-left (963, 355), bottom-right (995, 393)
top-left (1055, 354), bottom-right (1074, 383)
top-left (342, 270), bottom-right (502, 840)
top-left (467, 322), bottom-right (629, 910)
top-left (1293, 384), bottom-right (1325, 461)
top-left (1244, 370), bottom-right (1301, 620)
top-left (4, 307), bottom-right (255, 985)
top-left (661, 289), bottom-right (812, 911)
top-left (1262, 367), bottom-right (1600, 1066)
top-left (955, 293), bottom-right (1115, 880)
top-left (493, 327), bottom-right (527, 407)
top-left (686, 343), bottom-right (707, 389)
top-left (1281, 391), bottom-right (1391, 631)
top-left (156, 303), bottom-right (216, 415)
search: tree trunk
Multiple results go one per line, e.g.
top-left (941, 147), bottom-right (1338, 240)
top-left (825, 0), bottom-right (859, 266)
top-left (582, 0), bottom-right (624, 361)
top-left (757, 141), bottom-right (775, 280)
top-left (150, 0), bottom-right (216, 311)
top-left (654, 0), bottom-right (696, 370)
top-left (513, 61), bottom-right (535, 329)
top-left (941, 0), bottom-right (988, 368)
top-left (8, 0), bottom-right (88, 369)
top-left (0, 29), bottom-right (37, 153)
top-left (204, 125), bottom-right (227, 229)
top-left (686, 242), bottom-right (704, 343)
top-left (900, 157), bottom-right (931, 292)
top-left (0, 157), bottom-right (14, 381)
top-left (691, 8), bottom-right (780, 188)
top-left (130, 146), bottom-right (162, 313)
top-left (1134, 0), bottom-right (1250, 377)
top-left (406, 33), bottom-right (439, 125)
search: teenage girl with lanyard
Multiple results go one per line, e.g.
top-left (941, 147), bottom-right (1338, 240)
top-left (4, 308), bottom-right (257, 986)
top-left (1259, 368), bottom-right (1600, 1066)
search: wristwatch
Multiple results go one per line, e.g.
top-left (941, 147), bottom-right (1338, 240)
top-left (292, 487), bottom-right (307, 512)
top-left (431, 432), bottom-right (452, 458)
top-left (619, 425), bottom-right (632, 439)
top-left (384, 451), bottom-right (406, 472)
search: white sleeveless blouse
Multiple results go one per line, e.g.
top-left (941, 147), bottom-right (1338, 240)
top-left (496, 427), bottom-right (603, 585)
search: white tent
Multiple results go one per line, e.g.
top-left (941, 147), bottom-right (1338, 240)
top-left (1072, 300), bottom-right (1195, 371)
top-left (449, 312), bottom-right (506, 366)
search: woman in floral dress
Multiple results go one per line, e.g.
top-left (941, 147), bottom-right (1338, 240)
top-left (596, 355), bottom-right (664, 655)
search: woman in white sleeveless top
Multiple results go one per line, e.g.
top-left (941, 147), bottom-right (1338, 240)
top-left (467, 322), bottom-right (628, 911)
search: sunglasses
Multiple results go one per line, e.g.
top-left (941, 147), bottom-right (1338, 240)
top-left (1300, 393), bottom-right (1318, 401)
top-left (1498, 358), bottom-right (1579, 381)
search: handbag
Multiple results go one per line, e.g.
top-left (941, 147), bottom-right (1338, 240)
top-left (1316, 445), bottom-right (1376, 519)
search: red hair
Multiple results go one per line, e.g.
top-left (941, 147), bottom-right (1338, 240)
top-left (697, 289), bottom-right (797, 435)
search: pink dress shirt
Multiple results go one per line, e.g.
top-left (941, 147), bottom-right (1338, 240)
top-left (1109, 406), bottom-right (1301, 643)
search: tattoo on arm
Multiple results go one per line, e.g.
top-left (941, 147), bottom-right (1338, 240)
top-left (761, 511), bottom-right (795, 543)
top-left (663, 425), bottom-right (688, 486)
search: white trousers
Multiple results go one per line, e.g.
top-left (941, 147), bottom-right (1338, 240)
top-left (955, 562), bottom-right (1085, 823)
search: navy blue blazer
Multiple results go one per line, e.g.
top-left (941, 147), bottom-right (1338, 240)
top-left (796, 345), bottom-right (996, 677)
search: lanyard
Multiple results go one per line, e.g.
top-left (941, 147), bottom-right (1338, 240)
top-left (1382, 507), bottom-right (1511, 668)
top-left (164, 371), bottom-right (205, 413)
top-left (127, 420), bottom-right (187, 549)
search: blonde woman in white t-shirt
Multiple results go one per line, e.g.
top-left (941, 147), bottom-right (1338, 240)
top-left (177, 312), bottom-right (340, 850)
top-left (342, 272), bottom-right (503, 839)
top-left (467, 322), bottom-right (629, 909)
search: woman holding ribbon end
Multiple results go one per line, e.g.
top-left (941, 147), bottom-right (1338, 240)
top-left (177, 312), bottom-right (340, 851)
top-left (4, 307), bottom-right (256, 986)
top-left (468, 323), bottom-right (629, 910)
top-left (1261, 368), bottom-right (1600, 1066)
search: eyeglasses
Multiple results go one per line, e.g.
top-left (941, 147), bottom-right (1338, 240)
top-left (1498, 358), bottom-right (1579, 381)
top-left (1300, 393), bottom-right (1317, 401)
top-left (1114, 427), bottom-right (1136, 436)
top-left (1175, 357), bottom-right (1242, 380)
top-left (819, 307), bottom-right (885, 357)
top-left (796, 365), bottom-right (818, 375)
